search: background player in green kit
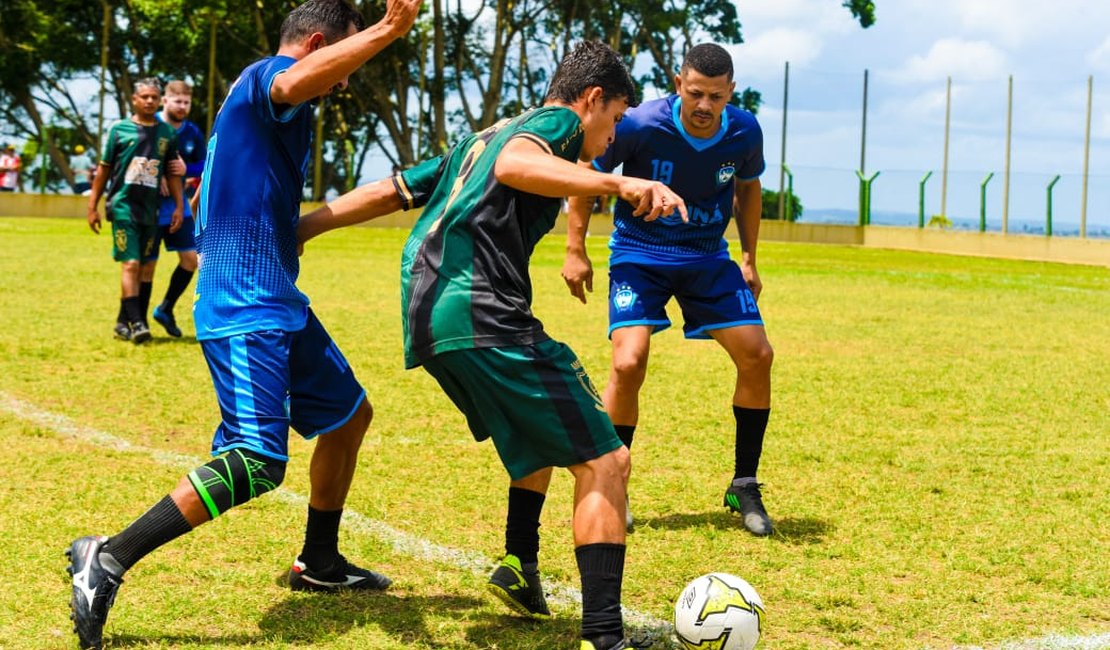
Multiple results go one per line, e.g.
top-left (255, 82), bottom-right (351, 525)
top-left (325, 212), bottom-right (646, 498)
top-left (87, 77), bottom-right (184, 344)
top-left (298, 41), bottom-right (686, 650)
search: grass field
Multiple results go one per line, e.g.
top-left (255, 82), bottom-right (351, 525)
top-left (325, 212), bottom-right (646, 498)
top-left (1, 216), bottom-right (1107, 650)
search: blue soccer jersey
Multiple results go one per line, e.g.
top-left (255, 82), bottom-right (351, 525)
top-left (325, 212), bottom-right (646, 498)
top-left (194, 56), bottom-right (314, 340)
top-left (157, 117), bottom-right (206, 225)
top-left (593, 95), bottom-right (765, 264)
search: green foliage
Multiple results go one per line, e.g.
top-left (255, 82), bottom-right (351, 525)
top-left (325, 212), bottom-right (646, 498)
top-left (732, 87), bottom-right (762, 114)
top-left (928, 213), bottom-right (953, 229)
top-left (843, 0), bottom-right (877, 28)
top-left (762, 188), bottom-right (803, 221)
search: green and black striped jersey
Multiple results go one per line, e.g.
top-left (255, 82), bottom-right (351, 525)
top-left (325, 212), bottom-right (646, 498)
top-left (397, 105), bottom-right (584, 368)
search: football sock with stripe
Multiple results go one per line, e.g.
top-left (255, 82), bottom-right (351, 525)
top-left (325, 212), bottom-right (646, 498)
top-left (505, 487), bottom-right (545, 569)
top-left (104, 495), bottom-right (193, 572)
top-left (733, 406), bottom-right (770, 480)
top-left (613, 424), bottom-right (636, 450)
top-left (301, 506), bottom-right (343, 569)
top-left (577, 543), bottom-right (626, 646)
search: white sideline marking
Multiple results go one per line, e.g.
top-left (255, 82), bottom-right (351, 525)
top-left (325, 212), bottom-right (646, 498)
top-left (8, 393), bottom-right (1105, 650)
top-left (1, 392), bottom-right (679, 646)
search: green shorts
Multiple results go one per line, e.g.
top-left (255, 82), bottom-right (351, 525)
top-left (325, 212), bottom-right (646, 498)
top-left (111, 218), bottom-right (159, 263)
top-left (422, 340), bottom-right (621, 480)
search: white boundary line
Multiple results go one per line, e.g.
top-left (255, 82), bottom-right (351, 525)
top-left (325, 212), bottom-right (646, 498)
top-left (0, 392), bottom-right (680, 647)
top-left (5, 392), bottom-right (1107, 650)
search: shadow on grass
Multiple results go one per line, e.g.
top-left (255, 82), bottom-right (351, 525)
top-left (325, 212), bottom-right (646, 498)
top-left (643, 511), bottom-right (832, 545)
top-left (107, 590), bottom-right (582, 649)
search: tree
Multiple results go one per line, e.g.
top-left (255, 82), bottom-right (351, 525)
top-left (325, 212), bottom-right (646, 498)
top-left (762, 188), bottom-right (803, 222)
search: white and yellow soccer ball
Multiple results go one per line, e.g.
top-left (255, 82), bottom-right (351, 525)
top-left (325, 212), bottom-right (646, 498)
top-left (673, 572), bottom-right (765, 650)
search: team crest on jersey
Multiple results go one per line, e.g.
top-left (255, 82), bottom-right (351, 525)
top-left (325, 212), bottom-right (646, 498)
top-left (184, 141), bottom-right (195, 154)
top-left (612, 283), bottom-right (638, 312)
top-left (158, 138), bottom-right (169, 156)
top-left (717, 161), bottom-right (736, 186)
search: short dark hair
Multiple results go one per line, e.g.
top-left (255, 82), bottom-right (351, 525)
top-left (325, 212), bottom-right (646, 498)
top-left (280, 0), bottom-right (365, 45)
top-left (681, 43), bottom-right (734, 81)
top-left (546, 41), bottom-right (638, 107)
top-left (133, 77), bottom-right (163, 95)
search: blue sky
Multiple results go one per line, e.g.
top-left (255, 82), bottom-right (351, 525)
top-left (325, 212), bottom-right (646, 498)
top-left (700, 0), bottom-right (1110, 232)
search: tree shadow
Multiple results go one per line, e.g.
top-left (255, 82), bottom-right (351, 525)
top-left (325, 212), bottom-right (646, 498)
top-left (642, 511), bottom-right (832, 545)
top-left (146, 335), bottom-right (198, 346)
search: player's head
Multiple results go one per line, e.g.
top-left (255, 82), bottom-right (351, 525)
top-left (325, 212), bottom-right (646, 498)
top-left (674, 43), bottom-right (736, 138)
top-left (546, 41), bottom-right (638, 161)
top-left (162, 80), bottom-right (193, 123)
top-left (132, 78), bottom-right (163, 120)
top-left (280, 0), bottom-right (364, 95)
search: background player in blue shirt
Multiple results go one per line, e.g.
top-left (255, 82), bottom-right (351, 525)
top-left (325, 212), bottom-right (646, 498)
top-left (561, 43), bottom-right (777, 536)
top-left (150, 79), bottom-right (206, 338)
top-left (65, 1), bottom-right (421, 647)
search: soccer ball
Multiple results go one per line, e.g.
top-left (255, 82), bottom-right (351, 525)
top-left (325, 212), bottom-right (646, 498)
top-left (673, 573), bottom-right (765, 650)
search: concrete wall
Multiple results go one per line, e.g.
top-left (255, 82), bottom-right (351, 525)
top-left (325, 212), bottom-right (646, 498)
top-left (2, 192), bottom-right (1106, 267)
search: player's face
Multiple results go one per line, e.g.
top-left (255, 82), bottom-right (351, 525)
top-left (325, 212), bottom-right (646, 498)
top-left (674, 69), bottom-right (735, 138)
top-left (163, 93), bottom-right (191, 121)
top-left (579, 95), bottom-right (630, 162)
top-left (132, 87), bottom-right (162, 120)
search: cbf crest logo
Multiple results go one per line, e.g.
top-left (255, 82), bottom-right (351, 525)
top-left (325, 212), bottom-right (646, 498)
top-left (717, 161), bottom-right (736, 186)
top-left (612, 283), bottom-right (638, 312)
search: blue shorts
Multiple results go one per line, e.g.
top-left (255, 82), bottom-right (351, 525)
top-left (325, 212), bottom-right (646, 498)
top-left (151, 216), bottom-right (197, 255)
top-left (200, 309), bottom-right (366, 462)
top-left (608, 258), bottom-right (763, 339)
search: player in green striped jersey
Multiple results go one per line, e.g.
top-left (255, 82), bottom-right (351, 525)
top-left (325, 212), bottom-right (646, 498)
top-left (300, 41), bottom-right (685, 650)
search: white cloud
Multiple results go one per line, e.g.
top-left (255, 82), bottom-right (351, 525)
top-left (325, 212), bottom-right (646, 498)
top-left (900, 38), bottom-right (1007, 83)
top-left (1087, 35), bottom-right (1110, 72)
top-left (729, 28), bottom-right (823, 80)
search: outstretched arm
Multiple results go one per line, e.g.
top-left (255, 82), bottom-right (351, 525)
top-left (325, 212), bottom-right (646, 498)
top-left (297, 177), bottom-right (404, 246)
top-left (271, 0), bottom-right (422, 107)
top-left (494, 138), bottom-right (687, 223)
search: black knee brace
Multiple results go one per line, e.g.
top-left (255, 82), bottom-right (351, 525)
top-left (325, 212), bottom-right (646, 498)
top-left (187, 448), bottom-right (286, 520)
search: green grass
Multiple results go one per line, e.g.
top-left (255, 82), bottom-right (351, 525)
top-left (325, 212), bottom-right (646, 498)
top-left (1, 217), bottom-right (1107, 649)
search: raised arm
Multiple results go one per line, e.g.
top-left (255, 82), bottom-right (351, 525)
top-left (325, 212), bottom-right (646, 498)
top-left (271, 0), bottom-right (422, 108)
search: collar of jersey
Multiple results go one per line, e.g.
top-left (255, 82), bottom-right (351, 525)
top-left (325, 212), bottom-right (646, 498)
top-left (671, 97), bottom-right (728, 152)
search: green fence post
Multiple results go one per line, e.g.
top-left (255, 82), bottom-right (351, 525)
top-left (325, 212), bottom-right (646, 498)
top-left (979, 172), bottom-right (995, 232)
top-left (856, 170), bottom-right (880, 225)
top-left (918, 171), bottom-right (933, 228)
top-left (783, 164), bottom-right (794, 221)
top-left (1046, 174), bottom-right (1061, 237)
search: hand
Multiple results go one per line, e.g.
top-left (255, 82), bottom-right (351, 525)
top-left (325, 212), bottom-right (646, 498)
top-left (159, 176), bottom-right (170, 197)
top-left (168, 155), bottom-right (186, 177)
top-left (169, 209), bottom-right (183, 234)
top-left (561, 249), bottom-right (594, 304)
top-left (383, 0), bottom-right (422, 37)
top-left (618, 178), bottom-right (687, 223)
top-left (741, 260), bottom-right (762, 301)
top-left (87, 206), bottom-right (101, 234)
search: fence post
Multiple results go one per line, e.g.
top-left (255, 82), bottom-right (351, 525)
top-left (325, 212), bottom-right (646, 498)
top-left (856, 170), bottom-right (880, 226)
top-left (979, 172), bottom-right (995, 232)
top-left (919, 171), bottom-right (933, 228)
top-left (783, 165), bottom-right (794, 221)
top-left (1046, 175), bottom-right (1061, 237)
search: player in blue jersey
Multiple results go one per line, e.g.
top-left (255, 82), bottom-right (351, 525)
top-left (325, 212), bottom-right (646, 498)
top-left (560, 43), bottom-right (777, 536)
top-left (149, 80), bottom-right (206, 338)
top-left (65, 1), bottom-right (421, 648)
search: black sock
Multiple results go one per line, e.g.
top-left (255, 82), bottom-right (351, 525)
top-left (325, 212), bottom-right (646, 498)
top-left (613, 424), bottom-right (636, 450)
top-left (104, 495), bottom-right (193, 572)
top-left (576, 543), bottom-right (625, 644)
top-left (301, 506), bottom-right (343, 569)
top-left (138, 281), bottom-right (153, 324)
top-left (162, 265), bottom-right (194, 311)
top-left (505, 487), bottom-right (545, 568)
top-left (121, 296), bottom-right (143, 325)
top-left (116, 301), bottom-right (126, 325)
top-left (734, 406), bottom-right (770, 480)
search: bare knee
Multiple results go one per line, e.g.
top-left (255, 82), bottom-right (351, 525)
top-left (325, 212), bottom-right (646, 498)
top-left (611, 349), bottom-right (648, 388)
